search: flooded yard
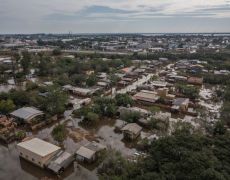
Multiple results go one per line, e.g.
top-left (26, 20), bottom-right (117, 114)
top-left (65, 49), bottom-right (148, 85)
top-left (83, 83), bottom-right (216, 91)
top-left (0, 85), bottom-right (16, 93)
top-left (0, 142), bottom-right (98, 180)
top-left (0, 110), bottom-right (137, 180)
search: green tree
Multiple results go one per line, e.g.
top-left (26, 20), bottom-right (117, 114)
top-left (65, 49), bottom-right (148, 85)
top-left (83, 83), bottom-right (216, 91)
top-left (83, 112), bottom-right (99, 125)
top-left (122, 111), bottom-right (140, 123)
top-left (52, 124), bottom-right (67, 142)
top-left (86, 74), bottom-right (97, 87)
top-left (213, 121), bottom-right (226, 136)
top-left (115, 94), bottom-right (133, 107)
top-left (93, 97), bottom-right (117, 117)
top-left (0, 99), bottom-right (15, 114)
top-left (109, 74), bottom-right (120, 86)
top-left (21, 51), bottom-right (31, 74)
top-left (71, 74), bottom-right (86, 86)
top-left (40, 86), bottom-right (68, 115)
top-left (176, 83), bottom-right (199, 99)
top-left (52, 48), bottom-right (62, 56)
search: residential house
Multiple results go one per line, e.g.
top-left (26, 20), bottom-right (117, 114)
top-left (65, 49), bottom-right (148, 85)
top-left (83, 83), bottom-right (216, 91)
top-left (156, 88), bottom-right (175, 100)
top-left (187, 77), bottom-right (203, 85)
top-left (76, 141), bottom-right (106, 163)
top-left (117, 106), bottom-right (151, 118)
top-left (121, 66), bottom-right (135, 74)
top-left (151, 81), bottom-right (168, 88)
top-left (63, 85), bottom-right (100, 97)
top-left (171, 98), bottom-right (189, 112)
top-left (121, 123), bottom-right (142, 140)
top-left (133, 90), bottom-right (160, 104)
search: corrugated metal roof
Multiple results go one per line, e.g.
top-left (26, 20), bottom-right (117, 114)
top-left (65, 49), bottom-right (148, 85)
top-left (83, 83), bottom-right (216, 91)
top-left (10, 107), bottom-right (44, 121)
top-left (48, 151), bottom-right (73, 173)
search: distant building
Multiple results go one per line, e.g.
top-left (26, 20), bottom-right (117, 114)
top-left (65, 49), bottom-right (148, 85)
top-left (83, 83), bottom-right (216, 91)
top-left (171, 98), bottom-right (189, 112)
top-left (118, 106), bottom-right (150, 118)
top-left (121, 66), bottom-right (135, 74)
top-left (63, 85), bottom-right (100, 97)
top-left (151, 81), bottom-right (168, 88)
top-left (187, 77), bottom-right (203, 85)
top-left (133, 90), bottom-right (160, 104)
top-left (159, 57), bottom-right (169, 62)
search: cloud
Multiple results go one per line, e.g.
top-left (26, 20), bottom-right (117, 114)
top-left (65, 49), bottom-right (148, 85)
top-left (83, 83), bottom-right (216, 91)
top-left (0, 0), bottom-right (229, 33)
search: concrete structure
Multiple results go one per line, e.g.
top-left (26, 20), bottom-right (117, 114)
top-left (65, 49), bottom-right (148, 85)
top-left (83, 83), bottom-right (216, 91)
top-left (156, 88), bottom-right (175, 100)
top-left (121, 123), bottom-right (142, 140)
top-left (17, 138), bottom-right (61, 168)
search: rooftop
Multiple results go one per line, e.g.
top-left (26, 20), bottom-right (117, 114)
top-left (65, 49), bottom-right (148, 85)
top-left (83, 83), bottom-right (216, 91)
top-left (173, 98), bottom-right (189, 106)
top-left (10, 107), bottom-right (44, 121)
top-left (76, 146), bottom-right (95, 160)
top-left (121, 123), bottom-right (142, 134)
top-left (17, 138), bottom-right (60, 157)
top-left (133, 91), bottom-right (159, 103)
top-left (84, 141), bottom-right (106, 152)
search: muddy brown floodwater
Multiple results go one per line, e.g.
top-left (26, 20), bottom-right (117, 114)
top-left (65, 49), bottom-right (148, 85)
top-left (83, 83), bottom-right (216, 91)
top-left (0, 115), bottom-right (137, 180)
top-left (0, 141), bottom-right (98, 180)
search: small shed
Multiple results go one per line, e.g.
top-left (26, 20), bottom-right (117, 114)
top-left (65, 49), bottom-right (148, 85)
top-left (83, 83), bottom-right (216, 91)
top-left (76, 146), bottom-right (96, 162)
top-left (47, 151), bottom-right (74, 174)
top-left (172, 98), bottom-right (189, 112)
top-left (76, 141), bottom-right (106, 163)
top-left (121, 123), bottom-right (142, 140)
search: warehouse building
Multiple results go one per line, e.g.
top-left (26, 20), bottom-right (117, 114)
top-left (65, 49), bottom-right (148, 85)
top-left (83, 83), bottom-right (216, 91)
top-left (17, 138), bottom-right (61, 168)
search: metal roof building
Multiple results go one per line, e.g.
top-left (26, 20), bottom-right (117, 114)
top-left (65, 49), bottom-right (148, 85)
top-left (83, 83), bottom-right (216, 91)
top-left (47, 151), bottom-right (74, 174)
top-left (10, 107), bottom-right (44, 122)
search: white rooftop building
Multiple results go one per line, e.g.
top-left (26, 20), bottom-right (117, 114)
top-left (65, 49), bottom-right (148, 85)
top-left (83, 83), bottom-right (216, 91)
top-left (17, 138), bottom-right (61, 168)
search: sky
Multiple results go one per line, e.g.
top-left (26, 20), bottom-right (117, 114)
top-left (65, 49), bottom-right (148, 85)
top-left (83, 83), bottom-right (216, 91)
top-left (0, 0), bottom-right (230, 34)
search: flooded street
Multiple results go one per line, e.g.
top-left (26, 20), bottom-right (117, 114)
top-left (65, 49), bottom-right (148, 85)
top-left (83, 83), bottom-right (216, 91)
top-left (116, 73), bottom-right (154, 95)
top-left (198, 86), bottom-right (223, 123)
top-left (0, 85), bottom-right (16, 93)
